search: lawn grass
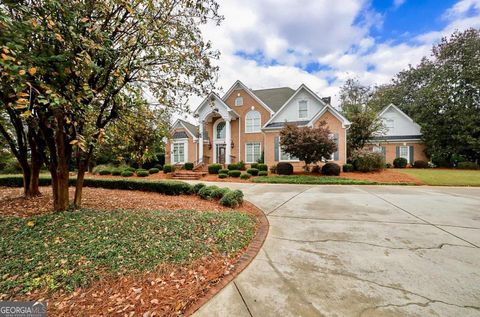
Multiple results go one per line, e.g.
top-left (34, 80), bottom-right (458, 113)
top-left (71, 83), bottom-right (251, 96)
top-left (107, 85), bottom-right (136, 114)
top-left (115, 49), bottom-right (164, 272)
top-left (252, 175), bottom-right (379, 185)
top-left (0, 209), bottom-right (255, 296)
top-left (396, 169), bottom-right (480, 186)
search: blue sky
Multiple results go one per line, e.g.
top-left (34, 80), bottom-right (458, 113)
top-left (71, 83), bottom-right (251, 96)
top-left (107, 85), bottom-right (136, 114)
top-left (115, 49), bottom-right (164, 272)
top-left (179, 0), bottom-right (480, 115)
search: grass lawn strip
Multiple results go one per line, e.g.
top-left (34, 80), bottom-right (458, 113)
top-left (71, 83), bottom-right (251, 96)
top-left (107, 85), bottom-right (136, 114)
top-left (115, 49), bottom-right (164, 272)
top-left (0, 209), bottom-right (255, 297)
top-left (252, 175), bottom-right (411, 185)
top-left (396, 169), bottom-right (480, 186)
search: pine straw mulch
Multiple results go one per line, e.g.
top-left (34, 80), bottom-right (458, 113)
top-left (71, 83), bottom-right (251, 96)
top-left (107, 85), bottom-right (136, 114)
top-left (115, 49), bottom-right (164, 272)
top-left (0, 186), bottom-right (259, 218)
top-left (0, 186), bottom-right (262, 316)
top-left (339, 168), bottom-right (425, 184)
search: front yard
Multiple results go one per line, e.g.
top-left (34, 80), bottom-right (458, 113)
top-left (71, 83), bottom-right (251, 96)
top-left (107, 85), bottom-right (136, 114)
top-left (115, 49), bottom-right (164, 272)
top-left (396, 168), bottom-right (480, 186)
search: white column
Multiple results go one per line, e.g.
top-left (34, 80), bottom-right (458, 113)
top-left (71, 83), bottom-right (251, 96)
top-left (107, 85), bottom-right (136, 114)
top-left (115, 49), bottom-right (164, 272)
top-left (225, 118), bottom-right (231, 164)
top-left (198, 121), bottom-right (204, 163)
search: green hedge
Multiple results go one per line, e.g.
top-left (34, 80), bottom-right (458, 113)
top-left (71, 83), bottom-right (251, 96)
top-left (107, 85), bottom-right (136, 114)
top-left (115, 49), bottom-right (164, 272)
top-left (228, 170), bottom-right (241, 178)
top-left (457, 161), bottom-right (479, 170)
top-left (240, 173), bottom-right (251, 180)
top-left (258, 171), bottom-right (268, 176)
top-left (218, 173), bottom-right (228, 179)
top-left (184, 162), bottom-right (194, 170)
top-left (148, 168), bottom-right (160, 174)
top-left (246, 168), bottom-right (259, 176)
top-left (257, 164), bottom-right (268, 171)
top-left (0, 176), bottom-right (193, 196)
top-left (121, 170), bottom-right (134, 177)
top-left (163, 164), bottom-right (173, 173)
top-left (227, 163), bottom-right (240, 171)
top-left (208, 164), bottom-right (222, 174)
top-left (342, 164), bottom-right (354, 172)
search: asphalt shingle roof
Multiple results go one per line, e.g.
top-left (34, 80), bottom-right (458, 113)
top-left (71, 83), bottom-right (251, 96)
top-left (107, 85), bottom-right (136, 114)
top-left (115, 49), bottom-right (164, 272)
top-left (252, 87), bottom-right (296, 113)
top-left (265, 120), bottom-right (310, 128)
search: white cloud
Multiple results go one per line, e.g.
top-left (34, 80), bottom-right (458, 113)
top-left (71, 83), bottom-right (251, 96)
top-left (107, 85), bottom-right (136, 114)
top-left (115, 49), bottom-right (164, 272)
top-left (393, 0), bottom-right (406, 8)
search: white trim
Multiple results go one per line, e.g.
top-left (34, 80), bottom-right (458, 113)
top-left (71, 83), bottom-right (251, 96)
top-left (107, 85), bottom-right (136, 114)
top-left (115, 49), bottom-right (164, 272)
top-left (170, 119), bottom-right (197, 140)
top-left (399, 145), bottom-right (410, 163)
top-left (222, 80), bottom-right (275, 115)
top-left (244, 141), bottom-right (262, 163)
top-left (245, 110), bottom-right (261, 133)
top-left (298, 100), bottom-right (308, 119)
top-left (194, 92), bottom-right (240, 122)
top-left (277, 137), bottom-right (300, 162)
top-left (171, 140), bottom-right (188, 164)
top-left (213, 118), bottom-right (226, 141)
top-left (379, 104), bottom-right (415, 123)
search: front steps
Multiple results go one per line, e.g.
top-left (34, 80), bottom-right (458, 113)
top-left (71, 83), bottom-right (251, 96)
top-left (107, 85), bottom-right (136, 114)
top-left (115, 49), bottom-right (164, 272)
top-left (171, 170), bottom-right (206, 180)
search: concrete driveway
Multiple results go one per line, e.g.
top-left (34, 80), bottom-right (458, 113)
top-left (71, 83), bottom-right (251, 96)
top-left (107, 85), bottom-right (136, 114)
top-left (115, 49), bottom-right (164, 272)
top-left (192, 183), bottom-right (480, 317)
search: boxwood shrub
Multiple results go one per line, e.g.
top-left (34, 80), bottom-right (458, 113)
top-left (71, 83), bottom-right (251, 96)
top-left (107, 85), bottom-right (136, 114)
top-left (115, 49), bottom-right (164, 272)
top-left (208, 164), bottom-right (222, 174)
top-left (121, 170), bottom-right (134, 177)
top-left (136, 169), bottom-right (149, 177)
top-left (228, 170), bottom-right (241, 178)
top-left (393, 157), bottom-right (408, 168)
top-left (227, 163), bottom-right (240, 170)
top-left (219, 169), bottom-right (229, 174)
top-left (184, 162), bottom-right (194, 170)
top-left (218, 173), bottom-right (228, 179)
top-left (258, 171), bottom-right (268, 176)
top-left (250, 163), bottom-right (259, 169)
top-left (457, 161), bottom-right (479, 170)
top-left (210, 187), bottom-right (230, 199)
top-left (352, 151), bottom-right (385, 172)
top-left (148, 168), bottom-right (160, 174)
top-left (342, 164), bottom-right (354, 173)
top-left (257, 164), bottom-right (268, 171)
top-left (246, 168), bottom-right (259, 176)
top-left (163, 164), bottom-right (173, 173)
top-left (111, 168), bottom-right (122, 176)
top-left (125, 167), bottom-right (136, 173)
top-left (413, 160), bottom-right (429, 168)
top-left (193, 182), bottom-right (206, 194)
top-left (276, 162), bottom-right (293, 175)
top-left (238, 161), bottom-right (246, 170)
top-left (322, 162), bottom-right (341, 176)
top-left (240, 173), bottom-right (251, 180)
top-left (198, 185), bottom-right (219, 200)
top-left (98, 169), bottom-right (112, 175)
top-left (154, 164), bottom-right (163, 170)
top-left (219, 189), bottom-right (244, 208)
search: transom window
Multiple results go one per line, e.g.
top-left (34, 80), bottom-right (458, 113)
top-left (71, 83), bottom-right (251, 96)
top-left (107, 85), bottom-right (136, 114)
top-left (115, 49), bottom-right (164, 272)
top-left (173, 143), bottom-right (185, 163)
top-left (246, 142), bottom-right (261, 163)
top-left (235, 96), bottom-right (243, 106)
top-left (245, 110), bottom-right (261, 133)
top-left (298, 100), bottom-right (308, 119)
top-left (216, 121), bottom-right (226, 139)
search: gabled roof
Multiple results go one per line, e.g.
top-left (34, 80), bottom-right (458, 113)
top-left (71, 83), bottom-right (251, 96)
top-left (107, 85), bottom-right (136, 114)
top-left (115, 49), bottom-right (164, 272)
top-left (308, 105), bottom-right (351, 128)
top-left (194, 92), bottom-right (240, 121)
top-left (171, 119), bottom-right (198, 139)
top-left (221, 80), bottom-right (275, 115)
top-left (251, 87), bottom-right (296, 113)
top-left (378, 104), bottom-right (416, 123)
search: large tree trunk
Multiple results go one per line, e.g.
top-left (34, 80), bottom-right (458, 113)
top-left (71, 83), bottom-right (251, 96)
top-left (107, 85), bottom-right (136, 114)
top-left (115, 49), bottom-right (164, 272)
top-left (54, 113), bottom-right (70, 211)
top-left (73, 146), bottom-right (93, 209)
top-left (20, 160), bottom-right (32, 197)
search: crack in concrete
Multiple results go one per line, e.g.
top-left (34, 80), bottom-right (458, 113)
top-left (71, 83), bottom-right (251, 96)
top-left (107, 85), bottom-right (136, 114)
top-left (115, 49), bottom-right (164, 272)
top-left (266, 187), bottom-right (312, 215)
top-left (263, 249), bottom-right (327, 317)
top-left (271, 236), bottom-right (476, 251)
top-left (233, 282), bottom-right (254, 317)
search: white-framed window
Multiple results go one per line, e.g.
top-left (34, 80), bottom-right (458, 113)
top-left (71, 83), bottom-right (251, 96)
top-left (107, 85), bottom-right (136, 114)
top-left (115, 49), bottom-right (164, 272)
top-left (298, 100), bottom-right (308, 119)
top-left (245, 142), bottom-right (261, 163)
top-left (216, 121), bottom-right (226, 139)
top-left (399, 146), bottom-right (409, 161)
top-left (172, 142), bottom-right (186, 163)
top-left (235, 96), bottom-right (243, 106)
top-left (385, 119), bottom-right (394, 129)
top-left (245, 110), bottom-right (261, 133)
top-left (372, 146), bottom-right (383, 153)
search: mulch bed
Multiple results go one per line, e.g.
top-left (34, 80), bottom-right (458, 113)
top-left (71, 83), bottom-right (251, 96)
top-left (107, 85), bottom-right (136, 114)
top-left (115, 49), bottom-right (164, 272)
top-left (339, 169), bottom-right (424, 184)
top-left (0, 186), bottom-right (267, 316)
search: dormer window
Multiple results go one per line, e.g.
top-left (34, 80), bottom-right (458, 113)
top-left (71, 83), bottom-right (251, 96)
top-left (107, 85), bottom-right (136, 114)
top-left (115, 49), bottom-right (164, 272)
top-left (235, 96), bottom-right (243, 106)
top-left (298, 100), bottom-right (308, 119)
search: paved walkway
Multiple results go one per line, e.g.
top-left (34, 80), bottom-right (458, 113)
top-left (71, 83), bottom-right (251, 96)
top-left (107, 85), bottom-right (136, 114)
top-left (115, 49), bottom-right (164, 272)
top-left (190, 183), bottom-right (480, 317)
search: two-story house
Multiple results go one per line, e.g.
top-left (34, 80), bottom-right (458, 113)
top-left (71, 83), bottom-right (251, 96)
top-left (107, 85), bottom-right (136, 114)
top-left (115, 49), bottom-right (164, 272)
top-left (166, 80), bottom-right (351, 170)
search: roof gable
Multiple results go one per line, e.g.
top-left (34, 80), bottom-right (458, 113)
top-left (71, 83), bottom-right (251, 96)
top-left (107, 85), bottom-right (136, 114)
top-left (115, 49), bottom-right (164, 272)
top-left (307, 105), bottom-right (351, 128)
top-left (377, 104), bottom-right (421, 137)
top-left (171, 119), bottom-right (198, 139)
top-left (221, 80), bottom-right (275, 115)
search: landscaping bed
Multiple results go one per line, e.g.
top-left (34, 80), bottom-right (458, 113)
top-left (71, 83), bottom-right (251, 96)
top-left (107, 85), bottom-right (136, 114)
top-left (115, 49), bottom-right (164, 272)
top-left (339, 169), bottom-right (424, 185)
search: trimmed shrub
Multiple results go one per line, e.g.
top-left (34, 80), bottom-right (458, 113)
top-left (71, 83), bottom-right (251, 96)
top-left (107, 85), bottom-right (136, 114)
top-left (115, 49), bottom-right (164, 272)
top-left (413, 160), bottom-right (429, 168)
top-left (198, 185), bottom-right (219, 200)
top-left (342, 164), bottom-right (354, 173)
top-left (149, 168), bottom-right (160, 174)
top-left (246, 168), bottom-right (259, 176)
top-left (228, 170), bottom-right (241, 178)
top-left (352, 151), bottom-right (385, 172)
top-left (238, 161), bottom-right (246, 170)
top-left (136, 169), bottom-right (149, 177)
top-left (184, 162), bottom-right (194, 170)
top-left (258, 171), bottom-right (268, 176)
top-left (98, 169), bottom-right (112, 175)
top-left (121, 170), bottom-right (134, 177)
top-left (193, 183), bottom-right (206, 194)
top-left (111, 168), bottom-right (122, 176)
top-left (154, 164), bottom-right (163, 170)
top-left (276, 162), bottom-right (293, 175)
top-left (322, 162), bottom-right (341, 176)
top-left (240, 173), bottom-right (251, 180)
top-left (227, 163), bottom-right (240, 171)
top-left (210, 187), bottom-right (230, 199)
top-left (270, 164), bottom-right (277, 174)
top-left (163, 164), bottom-right (173, 173)
top-left (219, 169), bottom-right (229, 174)
top-left (457, 161), bottom-right (479, 170)
top-left (125, 167), bottom-right (136, 173)
top-left (257, 163), bottom-right (268, 171)
top-left (219, 189), bottom-right (244, 208)
top-left (393, 157), bottom-right (408, 168)
top-left (208, 164), bottom-right (222, 174)
top-left (250, 163), bottom-right (259, 169)
top-left (218, 173), bottom-right (228, 179)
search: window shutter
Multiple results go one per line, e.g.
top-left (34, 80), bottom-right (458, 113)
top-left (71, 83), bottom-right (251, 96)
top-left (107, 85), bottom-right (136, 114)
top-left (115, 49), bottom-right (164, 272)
top-left (381, 146), bottom-right (386, 159)
top-left (395, 146), bottom-right (400, 158)
top-left (409, 146), bottom-right (414, 164)
top-left (333, 133), bottom-right (339, 161)
top-left (274, 136), bottom-right (279, 161)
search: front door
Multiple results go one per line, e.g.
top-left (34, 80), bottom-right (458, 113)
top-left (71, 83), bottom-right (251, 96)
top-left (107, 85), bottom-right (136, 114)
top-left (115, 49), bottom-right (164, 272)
top-left (216, 144), bottom-right (226, 164)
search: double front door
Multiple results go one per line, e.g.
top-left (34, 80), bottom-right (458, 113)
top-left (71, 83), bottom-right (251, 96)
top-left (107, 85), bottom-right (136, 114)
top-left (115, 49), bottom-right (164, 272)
top-left (216, 144), bottom-right (226, 164)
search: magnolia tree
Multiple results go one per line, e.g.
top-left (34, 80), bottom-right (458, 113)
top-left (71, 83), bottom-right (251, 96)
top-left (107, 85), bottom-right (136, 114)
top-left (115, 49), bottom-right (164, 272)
top-left (280, 122), bottom-right (337, 171)
top-left (0, 0), bottom-right (222, 210)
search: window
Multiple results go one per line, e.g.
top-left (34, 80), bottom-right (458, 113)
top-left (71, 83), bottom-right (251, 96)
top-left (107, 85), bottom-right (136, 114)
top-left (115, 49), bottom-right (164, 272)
top-left (372, 146), bottom-right (383, 153)
top-left (173, 143), bottom-right (185, 163)
top-left (298, 100), bottom-right (308, 119)
top-left (385, 119), bottom-right (394, 129)
top-left (399, 146), bottom-right (409, 161)
top-left (235, 96), bottom-right (243, 106)
top-left (246, 142), bottom-right (261, 163)
top-left (216, 121), bottom-right (226, 139)
top-left (245, 110), bottom-right (261, 133)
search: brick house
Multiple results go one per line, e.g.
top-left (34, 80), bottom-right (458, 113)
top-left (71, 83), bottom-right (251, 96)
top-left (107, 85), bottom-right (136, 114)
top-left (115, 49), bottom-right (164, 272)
top-left (165, 80), bottom-right (351, 171)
